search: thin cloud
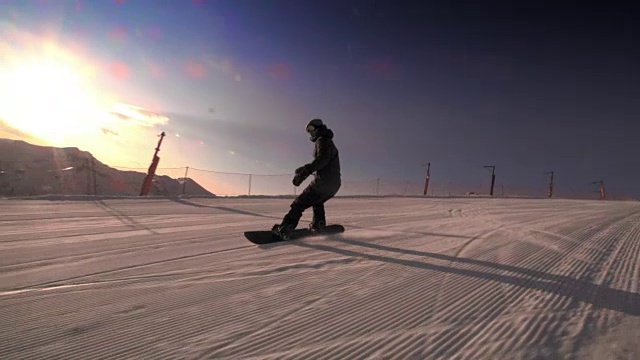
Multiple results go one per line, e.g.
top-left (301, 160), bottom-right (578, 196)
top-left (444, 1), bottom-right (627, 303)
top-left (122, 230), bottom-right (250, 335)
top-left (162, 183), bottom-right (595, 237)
top-left (110, 112), bottom-right (129, 121)
top-left (110, 103), bottom-right (169, 128)
top-left (0, 118), bottom-right (44, 144)
top-left (101, 127), bottom-right (119, 136)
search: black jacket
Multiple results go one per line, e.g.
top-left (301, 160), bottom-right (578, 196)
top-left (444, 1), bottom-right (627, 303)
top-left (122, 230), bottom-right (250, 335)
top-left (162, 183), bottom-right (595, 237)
top-left (306, 127), bottom-right (341, 190)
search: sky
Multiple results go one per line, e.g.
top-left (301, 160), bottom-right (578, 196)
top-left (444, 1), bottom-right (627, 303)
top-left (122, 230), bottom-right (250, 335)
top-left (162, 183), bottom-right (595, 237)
top-left (0, 0), bottom-right (638, 198)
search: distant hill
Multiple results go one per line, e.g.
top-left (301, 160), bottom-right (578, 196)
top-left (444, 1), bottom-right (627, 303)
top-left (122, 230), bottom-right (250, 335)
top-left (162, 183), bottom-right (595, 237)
top-left (0, 138), bottom-right (215, 197)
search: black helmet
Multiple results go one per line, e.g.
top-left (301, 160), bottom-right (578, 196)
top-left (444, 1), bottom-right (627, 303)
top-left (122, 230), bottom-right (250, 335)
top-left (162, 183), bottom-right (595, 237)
top-left (306, 118), bottom-right (324, 133)
top-left (306, 118), bottom-right (324, 141)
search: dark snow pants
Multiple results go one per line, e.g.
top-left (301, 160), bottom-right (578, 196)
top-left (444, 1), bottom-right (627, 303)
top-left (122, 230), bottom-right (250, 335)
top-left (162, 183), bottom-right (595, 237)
top-left (282, 182), bottom-right (340, 229)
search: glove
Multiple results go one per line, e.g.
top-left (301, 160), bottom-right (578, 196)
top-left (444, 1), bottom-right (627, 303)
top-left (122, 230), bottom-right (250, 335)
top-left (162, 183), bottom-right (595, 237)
top-left (292, 172), bottom-right (308, 187)
top-left (292, 165), bottom-right (312, 186)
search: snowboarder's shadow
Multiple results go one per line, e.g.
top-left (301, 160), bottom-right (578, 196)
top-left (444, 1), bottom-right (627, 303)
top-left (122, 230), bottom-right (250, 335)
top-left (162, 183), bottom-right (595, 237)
top-left (344, 223), bottom-right (471, 239)
top-left (295, 235), bottom-right (640, 316)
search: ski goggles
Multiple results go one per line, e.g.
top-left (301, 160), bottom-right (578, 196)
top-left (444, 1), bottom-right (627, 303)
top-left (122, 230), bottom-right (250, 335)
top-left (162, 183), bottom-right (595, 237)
top-left (306, 124), bottom-right (316, 133)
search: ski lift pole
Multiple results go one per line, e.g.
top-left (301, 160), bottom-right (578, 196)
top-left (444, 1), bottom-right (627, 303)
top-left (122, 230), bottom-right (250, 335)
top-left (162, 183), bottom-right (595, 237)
top-left (590, 180), bottom-right (605, 200)
top-left (545, 171), bottom-right (554, 198)
top-left (484, 165), bottom-right (496, 196)
top-left (140, 131), bottom-right (166, 196)
top-left (422, 162), bottom-right (431, 196)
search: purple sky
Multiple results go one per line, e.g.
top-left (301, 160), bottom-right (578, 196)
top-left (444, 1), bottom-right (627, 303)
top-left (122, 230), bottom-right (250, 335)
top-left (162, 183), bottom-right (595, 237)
top-left (1, 0), bottom-right (638, 198)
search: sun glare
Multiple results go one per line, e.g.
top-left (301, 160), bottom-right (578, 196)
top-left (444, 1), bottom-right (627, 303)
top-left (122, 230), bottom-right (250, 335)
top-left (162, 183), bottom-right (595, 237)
top-left (0, 43), bottom-right (108, 145)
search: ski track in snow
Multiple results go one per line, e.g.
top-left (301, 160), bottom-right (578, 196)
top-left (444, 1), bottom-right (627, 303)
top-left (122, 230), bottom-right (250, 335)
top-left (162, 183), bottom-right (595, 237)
top-left (0, 197), bottom-right (639, 359)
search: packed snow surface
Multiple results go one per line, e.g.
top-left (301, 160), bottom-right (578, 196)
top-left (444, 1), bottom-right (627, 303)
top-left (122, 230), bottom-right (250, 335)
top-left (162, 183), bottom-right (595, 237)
top-left (1, 197), bottom-right (639, 359)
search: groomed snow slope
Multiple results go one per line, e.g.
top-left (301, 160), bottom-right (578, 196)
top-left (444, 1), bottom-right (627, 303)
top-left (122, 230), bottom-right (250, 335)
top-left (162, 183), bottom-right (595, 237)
top-left (1, 197), bottom-right (639, 359)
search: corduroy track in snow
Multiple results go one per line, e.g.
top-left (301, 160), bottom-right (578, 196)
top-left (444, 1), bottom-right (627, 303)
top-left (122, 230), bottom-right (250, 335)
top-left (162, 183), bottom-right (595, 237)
top-left (1, 197), bottom-right (639, 359)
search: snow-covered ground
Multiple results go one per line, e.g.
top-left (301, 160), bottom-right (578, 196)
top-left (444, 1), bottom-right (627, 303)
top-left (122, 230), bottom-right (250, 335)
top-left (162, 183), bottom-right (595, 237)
top-left (1, 197), bottom-right (639, 359)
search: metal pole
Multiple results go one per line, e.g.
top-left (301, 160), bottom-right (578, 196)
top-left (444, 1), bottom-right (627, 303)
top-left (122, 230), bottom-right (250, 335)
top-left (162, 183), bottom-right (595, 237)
top-left (484, 165), bottom-right (496, 196)
top-left (423, 162), bottom-right (431, 196)
top-left (376, 178), bottom-right (380, 196)
top-left (490, 173), bottom-right (496, 196)
top-left (591, 180), bottom-right (605, 200)
top-left (140, 132), bottom-right (166, 196)
top-left (546, 171), bottom-right (554, 198)
top-left (248, 174), bottom-right (252, 196)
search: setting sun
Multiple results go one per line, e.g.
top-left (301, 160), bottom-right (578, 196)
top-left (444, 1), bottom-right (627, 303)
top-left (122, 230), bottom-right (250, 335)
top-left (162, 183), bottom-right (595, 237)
top-left (0, 30), bottom-right (177, 169)
top-left (0, 44), bottom-right (108, 145)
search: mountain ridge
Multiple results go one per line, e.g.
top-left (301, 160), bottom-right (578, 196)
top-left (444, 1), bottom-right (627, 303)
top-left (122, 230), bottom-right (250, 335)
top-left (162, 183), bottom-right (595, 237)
top-left (0, 138), bottom-right (215, 197)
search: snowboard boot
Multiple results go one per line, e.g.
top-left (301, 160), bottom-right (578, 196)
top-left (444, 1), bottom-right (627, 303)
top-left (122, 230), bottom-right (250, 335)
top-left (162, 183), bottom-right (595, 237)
top-left (308, 220), bottom-right (326, 233)
top-left (272, 223), bottom-right (295, 240)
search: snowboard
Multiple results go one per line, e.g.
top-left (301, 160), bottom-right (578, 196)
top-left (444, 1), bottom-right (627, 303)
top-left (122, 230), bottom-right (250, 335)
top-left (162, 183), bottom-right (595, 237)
top-left (244, 224), bottom-right (345, 245)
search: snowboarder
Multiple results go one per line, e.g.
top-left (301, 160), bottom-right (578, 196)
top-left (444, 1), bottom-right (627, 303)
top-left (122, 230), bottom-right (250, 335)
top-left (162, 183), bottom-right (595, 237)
top-left (272, 119), bottom-right (341, 240)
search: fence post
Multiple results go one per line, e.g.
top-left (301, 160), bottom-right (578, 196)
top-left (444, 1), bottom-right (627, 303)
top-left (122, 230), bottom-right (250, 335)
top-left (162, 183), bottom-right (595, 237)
top-left (182, 166), bottom-right (189, 195)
